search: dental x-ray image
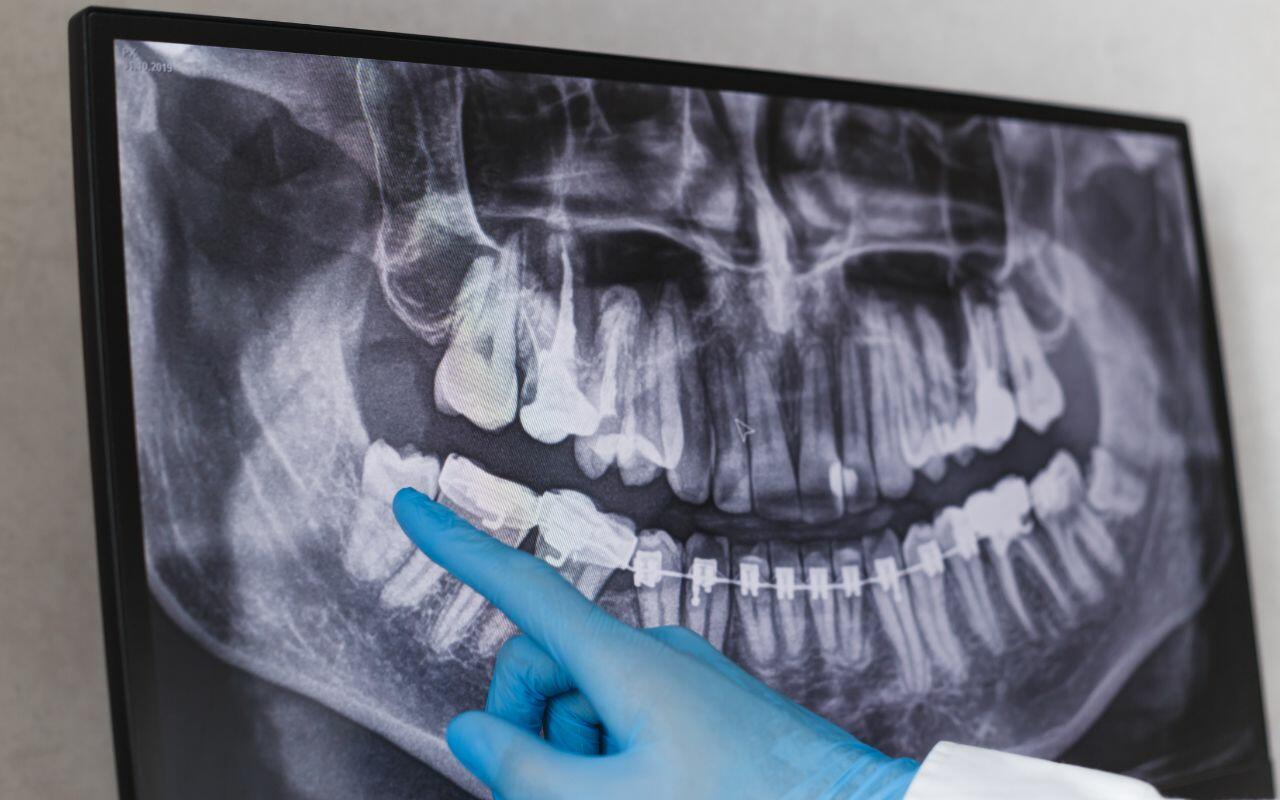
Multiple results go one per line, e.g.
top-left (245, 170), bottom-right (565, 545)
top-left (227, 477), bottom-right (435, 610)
top-left (111, 38), bottom-right (1266, 797)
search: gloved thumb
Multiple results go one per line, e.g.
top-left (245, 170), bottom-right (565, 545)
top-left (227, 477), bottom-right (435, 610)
top-left (447, 710), bottom-right (609, 799)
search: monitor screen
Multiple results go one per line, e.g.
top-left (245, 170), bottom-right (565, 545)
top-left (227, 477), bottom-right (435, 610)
top-left (91, 23), bottom-right (1268, 798)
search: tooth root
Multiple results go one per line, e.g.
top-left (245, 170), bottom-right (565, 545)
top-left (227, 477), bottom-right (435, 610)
top-left (902, 523), bottom-right (967, 679)
top-left (965, 486), bottom-right (1036, 636)
top-left (962, 291), bottom-right (1018, 453)
top-left (434, 249), bottom-right (519, 431)
top-left (998, 289), bottom-right (1065, 434)
top-left (744, 351), bottom-right (802, 522)
top-left (733, 544), bottom-right (777, 667)
top-left (803, 544), bottom-right (838, 655)
top-left (1086, 446), bottom-right (1147, 520)
top-left (832, 545), bottom-right (869, 666)
top-left (837, 334), bottom-right (879, 512)
top-left (914, 305), bottom-right (966, 460)
top-left (888, 307), bottom-right (936, 471)
top-left (934, 507), bottom-right (1003, 654)
top-left (768, 542), bottom-right (807, 661)
top-left (575, 287), bottom-right (642, 481)
top-left (681, 533), bottom-right (730, 651)
top-left (517, 247), bottom-right (601, 444)
top-left (864, 530), bottom-right (930, 694)
top-left (1073, 504), bottom-right (1124, 577)
top-left (618, 304), bottom-right (681, 488)
top-left (797, 346), bottom-right (845, 524)
top-left (635, 529), bottom-right (683, 629)
top-left (661, 286), bottom-right (713, 504)
top-left (705, 347), bottom-right (752, 514)
top-left (1031, 451), bottom-right (1120, 595)
top-left (344, 441), bottom-right (439, 583)
top-left (863, 301), bottom-right (914, 499)
top-left (380, 550), bottom-right (447, 608)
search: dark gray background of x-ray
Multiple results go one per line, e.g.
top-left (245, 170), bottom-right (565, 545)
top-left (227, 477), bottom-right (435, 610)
top-left (4, 1), bottom-right (1280, 798)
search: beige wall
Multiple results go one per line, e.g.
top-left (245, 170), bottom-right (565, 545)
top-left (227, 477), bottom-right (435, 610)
top-left (3, 1), bottom-right (1278, 796)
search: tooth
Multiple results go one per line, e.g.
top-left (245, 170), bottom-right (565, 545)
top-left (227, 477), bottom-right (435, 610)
top-left (574, 287), bottom-right (642, 479)
top-left (913, 305), bottom-right (968, 459)
top-left (864, 530), bottom-right (930, 694)
top-left (343, 441), bottom-right (439, 583)
top-left (902, 523), bottom-right (966, 679)
top-left (517, 247), bottom-right (601, 444)
top-left (733, 543), bottom-right (777, 667)
top-left (380, 550), bottom-right (447, 608)
top-left (744, 351), bottom-right (802, 522)
top-left (832, 545), bottom-right (869, 667)
top-left (769, 542), bottom-right (807, 661)
top-left (1031, 451), bottom-right (1123, 589)
top-left (535, 490), bottom-right (638, 574)
top-left (659, 286), bottom-right (713, 504)
top-left (803, 544), bottom-right (839, 655)
top-left (705, 346), bottom-right (752, 513)
top-left (617, 309), bottom-right (678, 487)
top-left (997, 289), bottom-right (1065, 433)
top-left (682, 534), bottom-right (730, 650)
top-left (962, 291), bottom-right (1017, 453)
top-left (888, 306), bottom-right (935, 470)
top-left (933, 507), bottom-right (1003, 654)
top-left (1086, 446), bottom-right (1147, 518)
top-left (434, 248), bottom-right (519, 431)
top-left (837, 333), bottom-right (879, 512)
top-left (634, 529), bottom-right (682, 628)
top-left (797, 345), bottom-right (845, 523)
top-left (862, 300), bottom-right (914, 498)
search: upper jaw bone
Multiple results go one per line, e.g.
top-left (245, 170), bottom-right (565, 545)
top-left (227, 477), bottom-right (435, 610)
top-left (433, 246), bottom-right (520, 431)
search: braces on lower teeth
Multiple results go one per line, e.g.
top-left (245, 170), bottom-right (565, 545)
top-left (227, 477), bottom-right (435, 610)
top-left (433, 452), bottom-right (1074, 603)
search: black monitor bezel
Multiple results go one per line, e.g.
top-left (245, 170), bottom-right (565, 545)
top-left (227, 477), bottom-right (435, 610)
top-left (68, 7), bottom-right (1271, 797)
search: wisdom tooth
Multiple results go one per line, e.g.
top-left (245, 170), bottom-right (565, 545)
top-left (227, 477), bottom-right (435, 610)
top-left (998, 290), bottom-right (1065, 433)
top-left (934, 506), bottom-right (1003, 654)
top-left (575, 287), bottom-right (641, 479)
top-left (734, 544), bottom-right (777, 667)
top-left (770, 542), bottom-right (807, 661)
top-left (659, 286), bottom-right (713, 504)
top-left (1032, 451), bottom-right (1124, 591)
top-left (706, 347), bottom-right (752, 514)
top-left (635, 531), bottom-right (682, 628)
top-left (863, 302), bottom-right (915, 499)
top-left (838, 333), bottom-right (879, 512)
top-left (745, 351), bottom-right (802, 522)
top-left (864, 531), bottom-right (930, 694)
top-left (903, 523), bottom-right (966, 679)
top-left (797, 345), bottom-right (845, 523)
top-left (343, 441), bottom-right (439, 583)
top-left (517, 248), bottom-right (601, 444)
top-left (962, 292), bottom-right (1017, 453)
top-left (1086, 446), bottom-right (1147, 518)
top-left (833, 545), bottom-right (869, 667)
top-left (434, 249), bottom-right (519, 431)
top-left (682, 534), bottom-right (730, 650)
top-left (804, 545), bottom-right (839, 655)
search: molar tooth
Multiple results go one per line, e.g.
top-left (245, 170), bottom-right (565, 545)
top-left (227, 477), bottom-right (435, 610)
top-left (343, 441), bottom-right (439, 583)
top-left (380, 550), bottom-right (446, 608)
top-left (733, 544), bottom-right (777, 668)
top-left (574, 287), bottom-right (642, 480)
top-left (997, 289), bottom-right (1065, 434)
top-left (962, 291), bottom-right (1017, 453)
top-left (903, 523), bottom-right (967, 679)
top-left (862, 300), bottom-right (914, 499)
top-left (864, 530), bottom-right (930, 694)
top-left (517, 247), bottom-right (601, 444)
top-left (797, 345), bottom-right (845, 523)
top-left (434, 248), bottom-right (519, 431)
top-left (1086, 446), bottom-right (1147, 519)
top-left (992, 477), bottom-right (1076, 613)
top-left (744, 351), bottom-right (802, 522)
top-left (769, 542), bottom-right (807, 661)
top-left (803, 544), bottom-right (839, 656)
top-left (681, 533), bottom-right (730, 651)
top-left (705, 346), bottom-right (752, 514)
top-left (933, 507), bottom-right (1003, 654)
top-left (659, 285), bottom-right (713, 504)
top-left (837, 333), bottom-right (879, 512)
top-left (634, 529), bottom-right (682, 628)
top-left (1032, 451), bottom-right (1124, 589)
top-left (832, 545), bottom-right (869, 667)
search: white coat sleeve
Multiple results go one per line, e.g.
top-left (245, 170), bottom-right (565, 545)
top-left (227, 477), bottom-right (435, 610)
top-left (903, 742), bottom-right (1168, 799)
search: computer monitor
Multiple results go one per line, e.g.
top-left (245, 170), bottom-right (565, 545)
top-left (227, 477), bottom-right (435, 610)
top-left (69, 8), bottom-right (1272, 797)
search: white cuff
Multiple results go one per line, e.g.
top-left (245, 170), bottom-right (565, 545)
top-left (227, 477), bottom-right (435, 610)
top-left (904, 742), bottom-right (1166, 800)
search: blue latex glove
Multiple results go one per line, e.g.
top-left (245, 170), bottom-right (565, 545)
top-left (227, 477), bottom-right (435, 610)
top-left (393, 488), bottom-right (920, 800)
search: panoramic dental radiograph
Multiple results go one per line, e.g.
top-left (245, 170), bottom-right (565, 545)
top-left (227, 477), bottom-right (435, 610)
top-left (114, 41), bottom-right (1249, 796)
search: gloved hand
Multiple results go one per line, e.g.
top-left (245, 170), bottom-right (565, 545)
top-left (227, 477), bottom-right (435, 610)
top-left (393, 488), bottom-right (920, 800)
